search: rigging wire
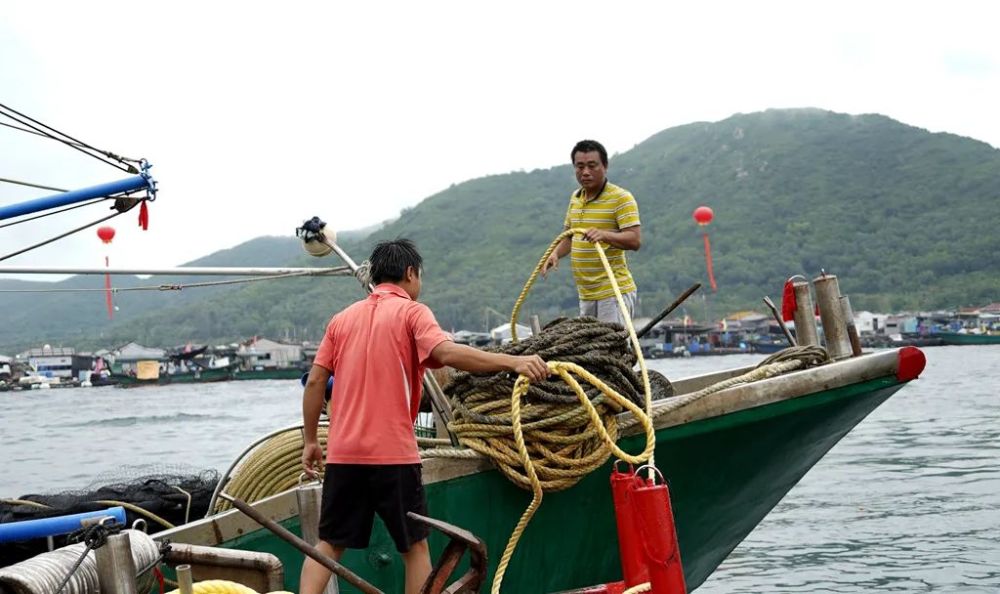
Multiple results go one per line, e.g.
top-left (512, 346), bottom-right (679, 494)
top-left (0, 119), bottom-right (131, 160)
top-left (0, 197), bottom-right (110, 230)
top-left (0, 202), bottom-right (135, 263)
top-left (0, 176), bottom-right (68, 192)
top-left (0, 102), bottom-right (137, 173)
top-left (0, 270), bottom-right (349, 294)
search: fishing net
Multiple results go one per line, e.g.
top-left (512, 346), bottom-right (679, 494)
top-left (0, 465), bottom-right (218, 567)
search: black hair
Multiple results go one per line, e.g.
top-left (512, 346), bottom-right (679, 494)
top-left (571, 139), bottom-right (608, 167)
top-left (369, 238), bottom-right (423, 284)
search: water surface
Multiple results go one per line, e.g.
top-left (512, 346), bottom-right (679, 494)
top-left (1, 346), bottom-right (997, 591)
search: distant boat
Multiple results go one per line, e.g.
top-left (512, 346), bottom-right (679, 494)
top-left (935, 332), bottom-right (1000, 346)
top-left (750, 339), bottom-right (790, 354)
top-left (113, 366), bottom-right (233, 388)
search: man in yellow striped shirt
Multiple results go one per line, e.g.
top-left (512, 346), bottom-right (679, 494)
top-left (542, 140), bottom-right (642, 326)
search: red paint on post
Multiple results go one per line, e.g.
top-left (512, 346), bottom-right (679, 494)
top-left (781, 280), bottom-right (797, 321)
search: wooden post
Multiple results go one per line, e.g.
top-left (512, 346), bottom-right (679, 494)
top-left (814, 274), bottom-right (851, 360)
top-left (792, 281), bottom-right (820, 347)
top-left (841, 295), bottom-right (863, 357)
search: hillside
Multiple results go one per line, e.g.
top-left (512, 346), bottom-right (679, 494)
top-left (2, 108), bottom-right (998, 350)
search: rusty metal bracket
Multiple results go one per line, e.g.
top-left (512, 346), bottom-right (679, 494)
top-left (410, 512), bottom-right (488, 594)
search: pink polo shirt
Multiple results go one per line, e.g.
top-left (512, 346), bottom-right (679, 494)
top-left (313, 283), bottom-right (452, 464)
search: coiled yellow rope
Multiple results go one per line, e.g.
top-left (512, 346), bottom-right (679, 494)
top-left (165, 579), bottom-right (292, 594)
top-left (214, 426), bottom-right (328, 513)
top-left (490, 229), bottom-right (656, 594)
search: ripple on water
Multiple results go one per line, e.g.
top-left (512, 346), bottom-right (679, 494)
top-left (43, 412), bottom-right (247, 429)
top-left (695, 346), bottom-right (1000, 592)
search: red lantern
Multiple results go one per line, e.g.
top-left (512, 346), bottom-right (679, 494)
top-left (97, 226), bottom-right (116, 244)
top-left (692, 206), bottom-right (717, 292)
top-left (96, 226), bottom-right (116, 319)
top-left (692, 206), bottom-right (714, 226)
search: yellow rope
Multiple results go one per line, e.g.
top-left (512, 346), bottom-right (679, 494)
top-left (491, 229), bottom-right (656, 594)
top-left (164, 579), bottom-right (293, 594)
top-left (95, 499), bottom-right (176, 530)
top-left (214, 426), bottom-right (329, 513)
top-left (0, 498), bottom-right (50, 509)
top-left (509, 228), bottom-right (654, 450)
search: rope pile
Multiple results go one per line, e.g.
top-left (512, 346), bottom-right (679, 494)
top-left (445, 317), bottom-right (665, 491)
top-left (211, 427), bottom-right (460, 513)
top-left (213, 427), bottom-right (328, 513)
top-left (0, 529), bottom-right (158, 594)
top-left (757, 344), bottom-right (829, 368)
top-left (451, 228), bottom-right (659, 594)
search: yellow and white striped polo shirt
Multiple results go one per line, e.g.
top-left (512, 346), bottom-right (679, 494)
top-left (563, 181), bottom-right (640, 301)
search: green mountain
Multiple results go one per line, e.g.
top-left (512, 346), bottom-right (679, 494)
top-left (2, 108), bottom-right (998, 351)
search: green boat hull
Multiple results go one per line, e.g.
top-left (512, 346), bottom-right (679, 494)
top-left (113, 367), bottom-right (233, 387)
top-left (231, 368), bottom-right (307, 381)
top-left (936, 332), bottom-right (1000, 346)
top-left (211, 374), bottom-right (909, 592)
top-left (113, 367), bottom-right (305, 386)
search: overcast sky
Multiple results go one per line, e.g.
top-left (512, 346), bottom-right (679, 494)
top-left (1, 1), bottom-right (997, 279)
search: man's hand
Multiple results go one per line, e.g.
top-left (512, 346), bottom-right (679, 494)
top-left (541, 253), bottom-right (560, 278)
top-left (512, 355), bottom-right (549, 382)
top-left (583, 228), bottom-right (608, 243)
top-left (302, 440), bottom-right (324, 479)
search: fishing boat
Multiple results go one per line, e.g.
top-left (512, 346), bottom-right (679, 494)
top-left (143, 343), bottom-right (923, 593)
top-left (231, 367), bottom-right (311, 381)
top-left (0, 107), bottom-right (928, 593)
top-left (748, 339), bottom-right (787, 354)
top-left (112, 366), bottom-right (234, 387)
top-left (935, 332), bottom-right (1000, 346)
top-left (0, 214), bottom-right (929, 593)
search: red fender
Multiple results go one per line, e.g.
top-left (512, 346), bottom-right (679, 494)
top-left (631, 478), bottom-right (687, 593)
top-left (611, 463), bottom-right (650, 587)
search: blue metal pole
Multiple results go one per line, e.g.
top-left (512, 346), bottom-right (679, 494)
top-left (0, 175), bottom-right (153, 221)
top-left (0, 506), bottom-right (127, 543)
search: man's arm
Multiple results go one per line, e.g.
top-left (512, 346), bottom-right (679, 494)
top-left (301, 364), bottom-right (330, 478)
top-left (582, 225), bottom-right (641, 251)
top-left (430, 341), bottom-right (549, 382)
top-left (541, 236), bottom-right (572, 277)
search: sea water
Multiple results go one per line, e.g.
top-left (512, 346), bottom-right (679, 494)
top-left (1, 346), bottom-right (997, 591)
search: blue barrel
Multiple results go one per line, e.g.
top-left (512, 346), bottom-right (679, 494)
top-left (0, 506), bottom-right (127, 543)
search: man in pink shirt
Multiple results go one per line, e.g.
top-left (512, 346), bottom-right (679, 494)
top-left (300, 239), bottom-right (548, 594)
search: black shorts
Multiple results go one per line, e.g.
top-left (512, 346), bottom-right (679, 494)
top-left (318, 463), bottom-right (429, 553)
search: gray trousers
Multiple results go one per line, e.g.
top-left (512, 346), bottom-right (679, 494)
top-left (579, 290), bottom-right (637, 326)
